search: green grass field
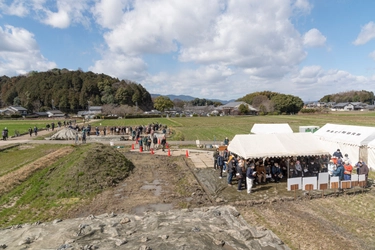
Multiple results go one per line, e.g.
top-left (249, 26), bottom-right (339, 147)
top-left (0, 119), bottom-right (66, 136)
top-left (90, 112), bottom-right (375, 141)
top-left (0, 144), bottom-right (65, 177)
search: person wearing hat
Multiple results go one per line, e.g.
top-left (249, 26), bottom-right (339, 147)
top-left (333, 149), bottom-right (343, 159)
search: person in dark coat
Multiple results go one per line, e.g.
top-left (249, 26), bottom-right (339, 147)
top-left (333, 149), bottom-right (343, 159)
top-left (246, 163), bottom-right (256, 194)
top-left (333, 160), bottom-right (344, 181)
top-left (272, 162), bottom-right (282, 183)
top-left (217, 153), bottom-right (224, 179)
top-left (227, 156), bottom-right (236, 186)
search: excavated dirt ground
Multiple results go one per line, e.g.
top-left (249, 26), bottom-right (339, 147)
top-left (61, 150), bottom-right (375, 250)
top-left (69, 151), bottom-right (212, 218)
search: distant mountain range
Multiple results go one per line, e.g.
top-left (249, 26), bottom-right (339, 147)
top-left (151, 94), bottom-right (235, 104)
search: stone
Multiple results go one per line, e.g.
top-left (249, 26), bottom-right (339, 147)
top-left (214, 239), bottom-right (225, 246)
top-left (53, 219), bottom-right (62, 224)
top-left (159, 235), bottom-right (169, 240)
top-left (115, 239), bottom-right (127, 246)
top-left (120, 217), bottom-right (131, 224)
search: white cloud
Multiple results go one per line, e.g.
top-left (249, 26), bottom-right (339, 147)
top-left (89, 53), bottom-right (148, 81)
top-left (0, 0), bottom-right (91, 29)
top-left (43, 9), bottom-right (71, 28)
top-left (292, 0), bottom-right (312, 14)
top-left (0, 25), bottom-right (56, 75)
top-left (303, 28), bottom-right (326, 47)
top-left (93, 0), bottom-right (307, 84)
top-left (353, 21), bottom-right (375, 45)
top-left (91, 0), bottom-right (128, 29)
top-left (0, 0), bottom-right (29, 17)
top-left (369, 51), bottom-right (375, 60)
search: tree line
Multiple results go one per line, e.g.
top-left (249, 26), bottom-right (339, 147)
top-left (0, 69), bottom-right (153, 113)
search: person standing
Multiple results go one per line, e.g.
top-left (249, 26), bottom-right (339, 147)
top-left (217, 153), bottom-right (224, 179)
top-left (246, 163), bottom-right (256, 194)
top-left (81, 128), bottom-right (86, 144)
top-left (2, 129), bottom-right (6, 140)
top-left (33, 126), bottom-right (38, 136)
top-left (213, 149), bottom-right (219, 170)
top-left (343, 161), bottom-right (353, 180)
top-left (358, 160), bottom-right (369, 185)
top-left (333, 149), bottom-right (343, 159)
top-left (333, 160), bottom-right (344, 181)
top-left (161, 135), bottom-right (166, 152)
top-left (227, 156), bottom-right (236, 186)
top-left (29, 127), bottom-right (33, 137)
top-left (223, 137), bottom-right (229, 146)
top-left (236, 158), bottom-right (245, 192)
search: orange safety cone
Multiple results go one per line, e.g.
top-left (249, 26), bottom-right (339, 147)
top-left (168, 148), bottom-right (171, 156)
top-left (151, 148), bottom-right (154, 154)
top-left (131, 144), bottom-right (135, 150)
top-left (185, 150), bottom-right (189, 157)
top-left (139, 146), bottom-right (143, 152)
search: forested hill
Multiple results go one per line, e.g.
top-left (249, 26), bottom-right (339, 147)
top-left (319, 90), bottom-right (374, 104)
top-left (0, 69), bottom-right (153, 112)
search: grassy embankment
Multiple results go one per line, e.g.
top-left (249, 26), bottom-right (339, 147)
top-left (0, 143), bottom-right (134, 228)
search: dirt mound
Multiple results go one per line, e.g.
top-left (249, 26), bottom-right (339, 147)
top-left (49, 128), bottom-right (79, 140)
top-left (47, 143), bottom-right (135, 197)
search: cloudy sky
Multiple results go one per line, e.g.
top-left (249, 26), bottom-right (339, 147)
top-left (1, 0), bottom-right (375, 102)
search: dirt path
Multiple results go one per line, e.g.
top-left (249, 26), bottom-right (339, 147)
top-left (0, 146), bottom-right (74, 196)
top-left (69, 152), bottom-right (212, 218)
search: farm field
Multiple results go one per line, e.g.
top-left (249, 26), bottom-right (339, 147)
top-left (90, 112), bottom-right (375, 141)
top-left (0, 119), bottom-right (67, 136)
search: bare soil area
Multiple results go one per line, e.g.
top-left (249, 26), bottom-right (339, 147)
top-left (69, 152), bottom-right (212, 218)
top-left (68, 150), bottom-right (375, 250)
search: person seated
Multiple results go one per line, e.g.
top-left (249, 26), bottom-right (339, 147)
top-left (295, 160), bottom-right (303, 177)
top-left (289, 160), bottom-right (296, 178)
top-left (264, 164), bottom-right (272, 183)
top-left (256, 164), bottom-right (266, 184)
top-left (272, 162), bottom-right (282, 183)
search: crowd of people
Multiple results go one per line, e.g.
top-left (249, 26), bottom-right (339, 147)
top-left (73, 123), bottom-right (168, 150)
top-left (213, 145), bottom-right (371, 194)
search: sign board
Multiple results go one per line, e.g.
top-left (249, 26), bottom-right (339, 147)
top-left (318, 173), bottom-right (329, 190)
top-left (287, 177), bottom-right (302, 191)
top-left (330, 176), bottom-right (340, 189)
top-left (302, 177), bottom-right (317, 190)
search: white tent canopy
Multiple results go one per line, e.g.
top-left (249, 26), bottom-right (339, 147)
top-left (314, 123), bottom-right (375, 165)
top-left (228, 133), bottom-right (329, 159)
top-left (366, 139), bottom-right (375, 170)
top-left (250, 123), bottom-right (293, 134)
